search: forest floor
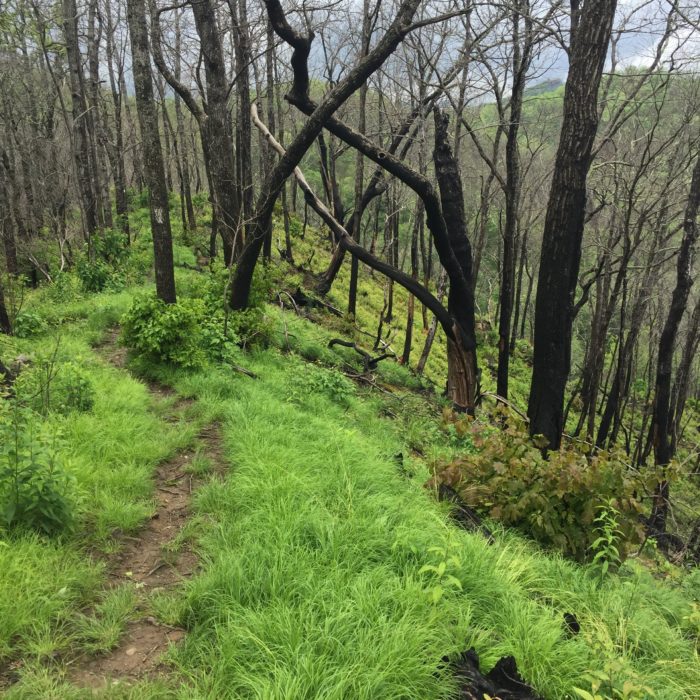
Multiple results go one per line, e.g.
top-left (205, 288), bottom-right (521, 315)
top-left (1, 254), bottom-right (699, 698)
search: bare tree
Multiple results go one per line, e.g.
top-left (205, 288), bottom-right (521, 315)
top-left (126, 0), bottom-right (176, 303)
top-left (528, 0), bottom-right (617, 449)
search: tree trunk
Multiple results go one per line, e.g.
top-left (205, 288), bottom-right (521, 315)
top-left (0, 280), bottom-right (11, 334)
top-left (62, 0), bottom-right (99, 238)
top-left (433, 110), bottom-right (479, 411)
top-left (231, 0), bottom-right (253, 256)
top-left (127, 0), bottom-right (176, 303)
top-left (402, 202), bottom-right (423, 365)
top-left (649, 156), bottom-right (700, 534)
top-left (0, 168), bottom-right (19, 275)
top-left (527, 0), bottom-right (617, 449)
top-left (192, 0), bottom-right (241, 262)
top-left (497, 0), bottom-right (531, 400)
top-left (104, 0), bottom-right (130, 240)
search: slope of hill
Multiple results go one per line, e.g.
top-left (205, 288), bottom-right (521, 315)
top-left (1, 207), bottom-right (699, 699)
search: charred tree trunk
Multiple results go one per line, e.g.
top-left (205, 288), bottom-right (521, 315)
top-left (403, 202), bottom-right (423, 365)
top-left (670, 295), bottom-right (700, 452)
top-left (193, 0), bottom-right (241, 262)
top-left (497, 0), bottom-right (531, 400)
top-left (86, 0), bottom-right (112, 229)
top-left (648, 157), bottom-right (700, 534)
top-left (417, 271), bottom-right (447, 375)
top-left (433, 110), bottom-right (478, 411)
top-left (348, 0), bottom-right (373, 318)
top-left (527, 0), bottom-right (616, 448)
top-left (0, 166), bottom-right (19, 275)
top-left (231, 0), bottom-right (253, 254)
top-left (0, 281), bottom-right (10, 335)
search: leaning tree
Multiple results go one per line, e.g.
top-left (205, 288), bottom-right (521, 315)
top-left (229, 0), bottom-right (482, 411)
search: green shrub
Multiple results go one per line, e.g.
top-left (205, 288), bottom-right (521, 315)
top-left (94, 229), bottom-right (129, 266)
top-left (41, 272), bottom-right (84, 304)
top-left (0, 401), bottom-right (74, 536)
top-left (286, 363), bottom-right (355, 407)
top-left (226, 307), bottom-right (275, 349)
top-left (13, 310), bottom-right (48, 338)
top-left (429, 417), bottom-right (647, 560)
top-left (200, 311), bottom-right (242, 364)
top-left (121, 293), bottom-right (206, 368)
top-left (14, 360), bottom-right (95, 415)
top-left (299, 341), bottom-right (323, 362)
top-left (76, 257), bottom-right (112, 293)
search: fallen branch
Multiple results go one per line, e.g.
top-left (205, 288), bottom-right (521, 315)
top-left (229, 363), bottom-right (258, 379)
top-left (328, 338), bottom-right (395, 372)
top-left (250, 102), bottom-right (457, 341)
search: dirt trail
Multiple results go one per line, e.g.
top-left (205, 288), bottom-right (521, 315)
top-left (68, 329), bottom-right (225, 690)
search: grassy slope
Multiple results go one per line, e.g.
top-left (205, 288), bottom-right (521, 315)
top-left (0, 286), bottom-right (198, 695)
top-left (1, 225), bottom-right (699, 698)
top-left (149, 308), bottom-right (700, 700)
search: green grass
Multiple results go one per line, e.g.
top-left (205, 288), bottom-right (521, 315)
top-left (141, 331), bottom-right (699, 699)
top-left (2, 219), bottom-right (699, 698)
top-left (0, 287), bottom-right (194, 690)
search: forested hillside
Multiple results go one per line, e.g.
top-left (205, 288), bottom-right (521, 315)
top-left (1, 0), bottom-right (700, 697)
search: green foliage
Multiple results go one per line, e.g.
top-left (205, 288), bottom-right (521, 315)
top-left (94, 228), bottom-right (129, 266)
top-left (417, 540), bottom-right (464, 604)
top-left (591, 501), bottom-right (624, 583)
top-left (0, 401), bottom-right (74, 536)
top-left (14, 358), bottom-right (95, 416)
top-left (286, 362), bottom-right (355, 407)
top-left (75, 230), bottom-right (131, 293)
top-left (76, 256), bottom-right (112, 293)
top-left (574, 659), bottom-right (655, 700)
top-left (121, 291), bottom-right (245, 368)
top-left (121, 293), bottom-right (207, 368)
top-left (298, 340), bottom-right (323, 362)
top-left (12, 310), bottom-right (48, 338)
top-left (40, 272), bottom-right (83, 305)
top-left (430, 417), bottom-right (646, 560)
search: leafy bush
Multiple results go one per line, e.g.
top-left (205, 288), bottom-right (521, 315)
top-left (199, 311), bottom-right (242, 364)
top-left (94, 229), bottom-right (129, 266)
top-left (429, 417), bottom-right (647, 560)
top-left (75, 230), bottom-right (131, 292)
top-left (121, 293), bottom-right (207, 368)
top-left (0, 401), bottom-right (74, 536)
top-left (41, 272), bottom-right (84, 304)
top-left (286, 363), bottom-right (355, 407)
top-left (14, 359), bottom-right (95, 415)
top-left (76, 257), bottom-right (112, 293)
top-left (12, 311), bottom-right (48, 338)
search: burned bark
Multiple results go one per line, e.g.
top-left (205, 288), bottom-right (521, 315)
top-left (648, 156), bottom-right (700, 533)
top-left (527, 0), bottom-right (617, 449)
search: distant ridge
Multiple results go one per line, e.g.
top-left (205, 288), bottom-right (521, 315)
top-left (525, 78), bottom-right (563, 96)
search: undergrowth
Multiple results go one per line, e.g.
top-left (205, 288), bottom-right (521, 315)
top-left (1, 209), bottom-right (699, 699)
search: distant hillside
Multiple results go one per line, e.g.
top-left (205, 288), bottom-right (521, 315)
top-left (525, 78), bottom-right (564, 96)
